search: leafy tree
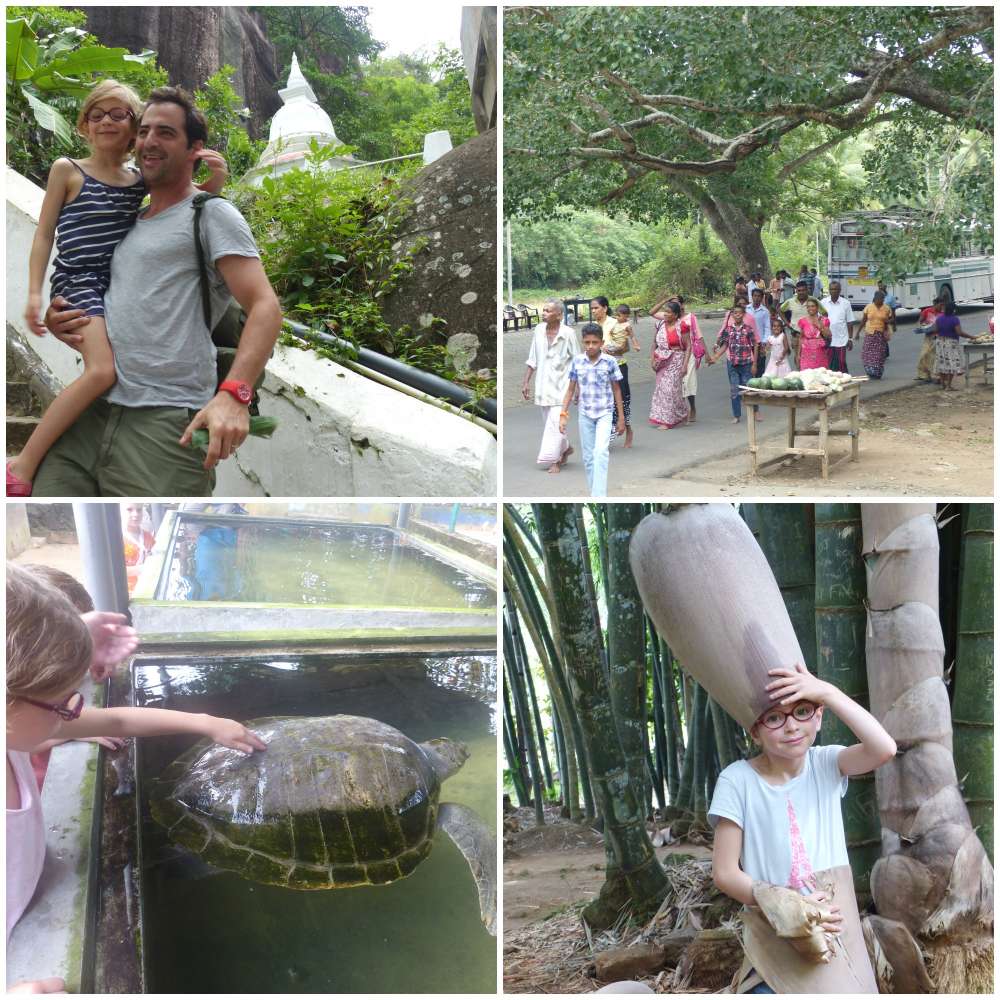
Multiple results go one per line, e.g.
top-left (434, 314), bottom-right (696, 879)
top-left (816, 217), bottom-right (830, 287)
top-left (252, 5), bottom-right (381, 76)
top-left (504, 6), bottom-right (993, 277)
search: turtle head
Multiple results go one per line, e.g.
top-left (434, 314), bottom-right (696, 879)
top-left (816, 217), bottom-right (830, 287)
top-left (421, 737), bottom-right (469, 780)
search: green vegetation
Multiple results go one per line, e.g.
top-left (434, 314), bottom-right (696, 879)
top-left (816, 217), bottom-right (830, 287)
top-left (256, 6), bottom-right (476, 162)
top-left (509, 214), bottom-right (819, 309)
top-left (505, 7), bottom-right (992, 279)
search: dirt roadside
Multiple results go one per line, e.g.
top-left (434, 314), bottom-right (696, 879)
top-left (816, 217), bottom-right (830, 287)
top-left (504, 814), bottom-right (712, 935)
top-left (616, 379), bottom-right (993, 496)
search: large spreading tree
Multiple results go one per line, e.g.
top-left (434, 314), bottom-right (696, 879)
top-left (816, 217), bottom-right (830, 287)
top-left (505, 6), bottom-right (993, 279)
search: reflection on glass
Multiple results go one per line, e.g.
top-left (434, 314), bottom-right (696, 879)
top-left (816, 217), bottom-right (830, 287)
top-left (159, 518), bottom-right (494, 609)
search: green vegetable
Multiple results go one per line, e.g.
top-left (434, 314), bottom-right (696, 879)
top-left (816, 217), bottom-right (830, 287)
top-left (747, 377), bottom-right (763, 389)
top-left (760, 377), bottom-right (773, 390)
top-left (189, 414), bottom-right (279, 453)
top-left (786, 377), bottom-right (804, 391)
top-left (771, 378), bottom-right (789, 391)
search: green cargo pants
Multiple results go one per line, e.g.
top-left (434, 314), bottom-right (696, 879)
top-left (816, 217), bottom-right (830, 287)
top-left (32, 398), bottom-right (215, 497)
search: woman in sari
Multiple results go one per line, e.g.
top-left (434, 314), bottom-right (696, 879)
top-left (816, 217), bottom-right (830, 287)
top-left (795, 299), bottom-right (832, 370)
top-left (673, 294), bottom-right (704, 422)
top-left (648, 299), bottom-right (691, 429)
top-left (858, 290), bottom-right (894, 379)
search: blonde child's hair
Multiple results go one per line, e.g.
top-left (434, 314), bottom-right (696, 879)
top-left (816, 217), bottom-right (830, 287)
top-left (19, 563), bottom-right (94, 613)
top-left (76, 79), bottom-right (143, 154)
top-left (6, 563), bottom-right (93, 705)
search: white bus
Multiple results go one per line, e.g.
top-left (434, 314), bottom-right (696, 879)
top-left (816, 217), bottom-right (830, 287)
top-left (828, 209), bottom-right (994, 309)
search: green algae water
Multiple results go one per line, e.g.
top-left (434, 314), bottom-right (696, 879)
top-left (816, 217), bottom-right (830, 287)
top-left (134, 653), bottom-right (496, 993)
top-left (158, 517), bottom-right (494, 609)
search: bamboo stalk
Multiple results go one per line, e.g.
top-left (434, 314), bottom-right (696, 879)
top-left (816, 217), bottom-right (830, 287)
top-left (503, 539), bottom-right (594, 819)
top-left (952, 503), bottom-right (994, 862)
top-left (504, 613), bottom-right (545, 825)
top-left (757, 503), bottom-right (817, 668)
top-left (814, 503), bottom-right (880, 901)
top-left (509, 596), bottom-right (554, 791)
top-left (862, 504), bottom-right (993, 992)
top-left (535, 503), bottom-right (668, 926)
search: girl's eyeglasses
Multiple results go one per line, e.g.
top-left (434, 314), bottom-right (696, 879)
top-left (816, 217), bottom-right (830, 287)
top-left (85, 108), bottom-right (134, 123)
top-left (19, 691), bottom-right (85, 721)
top-left (758, 702), bottom-right (817, 730)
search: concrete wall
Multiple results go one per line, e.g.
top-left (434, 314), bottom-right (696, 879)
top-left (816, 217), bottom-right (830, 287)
top-left (6, 504), bottom-right (32, 558)
top-left (6, 168), bottom-right (496, 497)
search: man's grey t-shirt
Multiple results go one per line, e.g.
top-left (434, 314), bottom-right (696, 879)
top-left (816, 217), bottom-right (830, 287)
top-left (104, 194), bottom-right (260, 409)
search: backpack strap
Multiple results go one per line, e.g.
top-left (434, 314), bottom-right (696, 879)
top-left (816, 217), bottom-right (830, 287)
top-left (192, 192), bottom-right (223, 329)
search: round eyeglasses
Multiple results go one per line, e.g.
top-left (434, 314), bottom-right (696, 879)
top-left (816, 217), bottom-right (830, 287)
top-left (19, 690), bottom-right (85, 721)
top-left (757, 702), bottom-right (817, 730)
top-left (85, 107), bottom-right (134, 123)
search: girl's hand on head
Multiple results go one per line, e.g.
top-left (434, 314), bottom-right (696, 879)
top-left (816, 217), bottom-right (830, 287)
top-left (765, 662), bottom-right (830, 705)
top-left (82, 612), bottom-right (139, 681)
top-left (210, 717), bottom-right (268, 755)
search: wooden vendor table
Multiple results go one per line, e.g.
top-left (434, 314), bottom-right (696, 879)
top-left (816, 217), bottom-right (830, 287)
top-left (963, 342), bottom-right (993, 387)
top-left (741, 382), bottom-right (863, 480)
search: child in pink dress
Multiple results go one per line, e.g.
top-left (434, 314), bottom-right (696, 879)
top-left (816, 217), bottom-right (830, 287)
top-left (763, 315), bottom-right (792, 379)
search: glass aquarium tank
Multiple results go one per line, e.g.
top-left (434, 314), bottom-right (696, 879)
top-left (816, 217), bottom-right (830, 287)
top-left (151, 513), bottom-right (495, 611)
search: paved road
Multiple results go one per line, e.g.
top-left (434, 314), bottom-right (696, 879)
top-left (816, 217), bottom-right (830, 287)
top-left (502, 304), bottom-right (993, 496)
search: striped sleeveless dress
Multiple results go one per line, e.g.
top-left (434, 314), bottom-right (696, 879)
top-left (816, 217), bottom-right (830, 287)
top-left (49, 160), bottom-right (146, 317)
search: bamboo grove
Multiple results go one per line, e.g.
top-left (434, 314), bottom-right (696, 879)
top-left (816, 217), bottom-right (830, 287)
top-left (502, 502), bottom-right (994, 990)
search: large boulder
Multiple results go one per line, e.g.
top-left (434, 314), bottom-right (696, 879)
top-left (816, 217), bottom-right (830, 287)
top-left (380, 129), bottom-right (497, 375)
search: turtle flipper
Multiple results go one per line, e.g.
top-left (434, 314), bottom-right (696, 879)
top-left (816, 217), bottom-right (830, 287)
top-left (437, 802), bottom-right (497, 936)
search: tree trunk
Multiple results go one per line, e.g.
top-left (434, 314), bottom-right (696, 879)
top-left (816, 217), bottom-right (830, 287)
top-left (694, 186), bottom-right (771, 278)
top-left (606, 504), bottom-right (649, 811)
top-left (952, 504), bottom-right (993, 862)
top-left (814, 503), bottom-right (880, 903)
top-left (535, 504), bottom-right (668, 928)
top-left (862, 504), bottom-right (994, 993)
top-left (757, 503), bottom-right (817, 669)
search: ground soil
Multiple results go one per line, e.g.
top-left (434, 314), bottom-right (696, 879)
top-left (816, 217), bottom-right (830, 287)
top-left (617, 379), bottom-right (994, 496)
top-left (504, 807), bottom-right (715, 993)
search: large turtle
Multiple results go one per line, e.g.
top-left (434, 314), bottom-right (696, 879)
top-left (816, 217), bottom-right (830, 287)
top-left (150, 714), bottom-right (497, 935)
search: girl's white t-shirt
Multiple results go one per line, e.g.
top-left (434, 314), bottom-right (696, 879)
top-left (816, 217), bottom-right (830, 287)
top-left (708, 745), bottom-right (849, 890)
top-left (6, 750), bottom-right (46, 941)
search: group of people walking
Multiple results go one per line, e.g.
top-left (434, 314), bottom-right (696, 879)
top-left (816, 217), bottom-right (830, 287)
top-left (520, 272), bottom-right (980, 496)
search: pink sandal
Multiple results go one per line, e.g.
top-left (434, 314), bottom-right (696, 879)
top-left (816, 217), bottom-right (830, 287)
top-left (6, 462), bottom-right (33, 497)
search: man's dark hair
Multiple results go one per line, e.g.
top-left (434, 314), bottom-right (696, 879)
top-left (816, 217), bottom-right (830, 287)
top-left (795, 280), bottom-right (809, 289)
top-left (581, 322), bottom-right (603, 338)
top-left (144, 86), bottom-right (208, 146)
top-left (751, 286), bottom-right (763, 297)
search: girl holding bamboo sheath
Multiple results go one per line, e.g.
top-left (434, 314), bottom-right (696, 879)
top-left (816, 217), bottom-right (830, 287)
top-left (709, 663), bottom-right (895, 994)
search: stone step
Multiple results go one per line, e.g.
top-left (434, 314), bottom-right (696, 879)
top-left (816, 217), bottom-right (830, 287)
top-left (6, 416), bottom-right (41, 456)
top-left (7, 380), bottom-right (43, 418)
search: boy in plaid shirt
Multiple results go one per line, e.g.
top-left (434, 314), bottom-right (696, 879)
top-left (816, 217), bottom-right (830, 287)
top-left (559, 323), bottom-right (625, 497)
top-left (707, 302), bottom-right (760, 424)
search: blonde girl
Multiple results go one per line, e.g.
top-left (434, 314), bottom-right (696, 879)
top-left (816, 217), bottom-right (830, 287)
top-left (9, 80), bottom-right (226, 496)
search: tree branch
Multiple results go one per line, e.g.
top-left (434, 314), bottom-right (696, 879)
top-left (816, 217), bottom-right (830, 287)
top-left (777, 113), bottom-right (897, 179)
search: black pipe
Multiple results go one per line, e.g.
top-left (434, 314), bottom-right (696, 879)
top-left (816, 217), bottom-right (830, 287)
top-left (283, 318), bottom-right (497, 424)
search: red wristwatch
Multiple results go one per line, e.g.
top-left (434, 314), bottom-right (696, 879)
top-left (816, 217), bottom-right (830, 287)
top-left (219, 380), bottom-right (253, 405)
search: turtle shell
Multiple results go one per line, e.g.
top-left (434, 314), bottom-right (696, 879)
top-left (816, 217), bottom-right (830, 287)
top-left (150, 715), bottom-right (442, 889)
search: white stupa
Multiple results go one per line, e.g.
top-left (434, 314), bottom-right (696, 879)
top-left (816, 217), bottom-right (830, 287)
top-left (241, 53), bottom-right (357, 186)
